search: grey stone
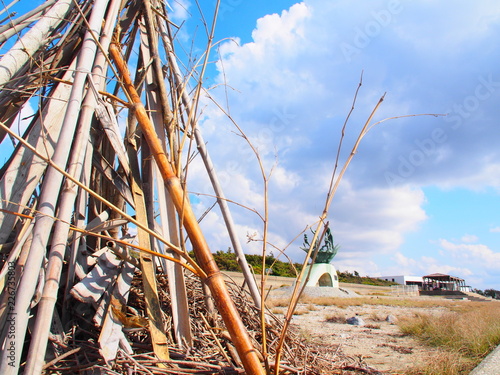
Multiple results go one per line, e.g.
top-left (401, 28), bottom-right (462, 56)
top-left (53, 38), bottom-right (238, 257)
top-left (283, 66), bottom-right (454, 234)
top-left (386, 314), bottom-right (397, 324)
top-left (346, 316), bottom-right (365, 326)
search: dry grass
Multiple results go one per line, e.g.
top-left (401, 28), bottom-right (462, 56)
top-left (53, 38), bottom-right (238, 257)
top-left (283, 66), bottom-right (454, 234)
top-left (399, 301), bottom-right (500, 374)
top-left (324, 312), bottom-right (346, 323)
top-left (405, 351), bottom-right (475, 375)
top-left (306, 303), bottom-right (320, 311)
top-left (270, 307), bottom-right (285, 315)
top-left (267, 298), bottom-right (290, 308)
top-left (368, 312), bottom-right (386, 322)
top-left (296, 295), bottom-right (460, 309)
top-left (268, 294), bottom-right (500, 374)
top-left (292, 308), bottom-right (310, 315)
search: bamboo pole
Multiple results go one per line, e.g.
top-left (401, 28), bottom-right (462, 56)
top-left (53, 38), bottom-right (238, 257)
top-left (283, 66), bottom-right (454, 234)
top-left (0, 61), bottom-right (75, 244)
top-left (109, 42), bottom-right (265, 375)
top-left (158, 18), bottom-right (262, 310)
top-left (0, 120), bottom-right (203, 275)
top-left (0, 2), bottom-right (107, 372)
top-left (139, 22), bottom-right (193, 347)
top-left (0, 0), bottom-right (58, 44)
top-left (0, 215), bottom-right (33, 325)
top-left (23, 1), bottom-right (120, 372)
top-left (128, 138), bottom-right (171, 365)
top-left (0, 0), bottom-right (74, 86)
top-left (63, 127), bottom-right (93, 312)
top-left (0, 228), bottom-right (32, 333)
top-left (142, 0), bottom-right (175, 141)
top-left (0, 0), bottom-right (56, 35)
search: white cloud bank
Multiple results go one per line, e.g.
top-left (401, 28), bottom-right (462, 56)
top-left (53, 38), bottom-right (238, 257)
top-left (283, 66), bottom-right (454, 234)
top-left (184, 0), bottom-right (500, 289)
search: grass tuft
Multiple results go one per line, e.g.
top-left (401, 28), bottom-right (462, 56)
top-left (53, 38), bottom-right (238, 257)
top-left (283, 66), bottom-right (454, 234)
top-left (324, 313), bottom-right (346, 323)
top-left (399, 302), bottom-right (500, 374)
top-left (405, 350), bottom-right (474, 375)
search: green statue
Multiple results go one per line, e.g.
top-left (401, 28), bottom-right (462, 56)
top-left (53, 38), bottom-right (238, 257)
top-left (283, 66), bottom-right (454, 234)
top-left (301, 227), bottom-right (339, 264)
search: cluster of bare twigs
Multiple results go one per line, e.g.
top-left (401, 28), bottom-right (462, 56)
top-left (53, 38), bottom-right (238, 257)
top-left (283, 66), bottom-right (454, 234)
top-left (41, 271), bottom-right (374, 374)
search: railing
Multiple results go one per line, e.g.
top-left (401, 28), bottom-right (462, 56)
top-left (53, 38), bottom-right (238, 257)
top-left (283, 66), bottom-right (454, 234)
top-left (391, 284), bottom-right (419, 296)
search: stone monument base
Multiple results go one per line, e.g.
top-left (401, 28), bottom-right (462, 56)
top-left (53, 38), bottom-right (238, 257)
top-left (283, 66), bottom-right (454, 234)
top-left (303, 263), bottom-right (339, 287)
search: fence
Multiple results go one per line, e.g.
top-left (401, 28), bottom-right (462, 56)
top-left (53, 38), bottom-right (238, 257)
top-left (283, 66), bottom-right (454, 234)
top-left (391, 285), bottom-right (419, 296)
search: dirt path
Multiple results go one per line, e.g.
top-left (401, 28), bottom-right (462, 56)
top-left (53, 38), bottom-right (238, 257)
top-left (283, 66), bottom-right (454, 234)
top-left (223, 272), bottom-right (452, 373)
top-left (274, 302), bottom-right (446, 374)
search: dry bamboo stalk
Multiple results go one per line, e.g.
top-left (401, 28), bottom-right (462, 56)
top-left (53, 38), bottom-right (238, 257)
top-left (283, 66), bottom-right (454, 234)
top-left (157, 183), bottom-right (194, 346)
top-left (0, 61), bottom-right (75, 243)
top-left (273, 95), bottom-right (386, 374)
top-left (0, 0), bottom-right (19, 17)
top-left (0, 211), bottom-right (33, 283)
top-left (0, 19), bottom-right (38, 44)
top-left (0, 205), bottom-right (202, 275)
top-left (0, 2), bottom-right (107, 371)
top-left (63, 130), bottom-right (94, 311)
top-left (0, 120), bottom-right (203, 275)
top-left (127, 125), bottom-right (171, 366)
top-left (158, 18), bottom-right (262, 310)
top-left (0, 0), bottom-right (59, 44)
top-left (0, 229), bottom-right (32, 332)
top-left (139, 20), bottom-right (193, 348)
top-left (109, 42), bottom-right (265, 375)
top-left (0, 0), bottom-right (74, 86)
top-left (24, 1), bottom-right (119, 370)
top-left (0, 208), bottom-right (33, 308)
top-left (142, 0), bottom-right (175, 139)
top-left (0, 0), bottom-right (57, 36)
top-left (91, 150), bottom-right (135, 205)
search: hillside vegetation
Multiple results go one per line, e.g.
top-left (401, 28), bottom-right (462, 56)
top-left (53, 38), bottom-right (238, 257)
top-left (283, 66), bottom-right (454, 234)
top-left (212, 249), bottom-right (397, 286)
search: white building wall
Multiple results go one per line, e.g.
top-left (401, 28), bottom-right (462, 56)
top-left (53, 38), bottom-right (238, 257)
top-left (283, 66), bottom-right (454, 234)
top-left (379, 275), bottom-right (406, 284)
top-left (378, 275), bottom-right (423, 285)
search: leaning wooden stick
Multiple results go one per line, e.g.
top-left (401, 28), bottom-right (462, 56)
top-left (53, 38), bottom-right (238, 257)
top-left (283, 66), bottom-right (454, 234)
top-left (109, 42), bottom-right (265, 375)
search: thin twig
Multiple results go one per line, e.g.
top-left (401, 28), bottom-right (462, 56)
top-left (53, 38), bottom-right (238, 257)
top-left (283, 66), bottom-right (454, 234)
top-left (42, 347), bottom-right (81, 370)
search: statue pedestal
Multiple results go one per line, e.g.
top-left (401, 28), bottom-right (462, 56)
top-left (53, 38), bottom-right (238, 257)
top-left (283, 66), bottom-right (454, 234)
top-left (302, 263), bottom-right (339, 287)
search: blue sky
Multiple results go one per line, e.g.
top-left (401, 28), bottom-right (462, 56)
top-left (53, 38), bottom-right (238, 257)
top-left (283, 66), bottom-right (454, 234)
top-left (183, 0), bottom-right (500, 290)
top-left (3, 1), bottom-right (500, 290)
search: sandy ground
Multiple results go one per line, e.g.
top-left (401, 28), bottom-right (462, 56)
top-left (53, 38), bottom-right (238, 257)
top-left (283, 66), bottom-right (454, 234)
top-left (222, 272), bottom-right (458, 374)
top-left (274, 302), bottom-right (445, 374)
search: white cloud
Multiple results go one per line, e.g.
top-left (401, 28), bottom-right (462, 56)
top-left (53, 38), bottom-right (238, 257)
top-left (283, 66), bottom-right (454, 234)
top-left (183, 0), bottom-right (500, 290)
top-left (393, 1), bottom-right (500, 56)
top-left (168, 0), bottom-right (191, 23)
top-left (461, 234), bottom-right (479, 243)
top-left (330, 183), bottom-right (427, 252)
top-left (435, 163), bottom-right (500, 191)
top-left (269, 165), bottom-right (301, 192)
top-left (390, 252), bottom-right (473, 279)
top-left (394, 252), bottom-right (417, 268)
top-left (439, 239), bottom-right (500, 270)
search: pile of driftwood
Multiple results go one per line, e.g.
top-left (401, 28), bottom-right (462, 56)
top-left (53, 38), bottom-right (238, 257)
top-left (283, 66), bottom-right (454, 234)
top-left (41, 272), bottom-right (374, 374)
top-left (0, 0), bottom-right (380, 373)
